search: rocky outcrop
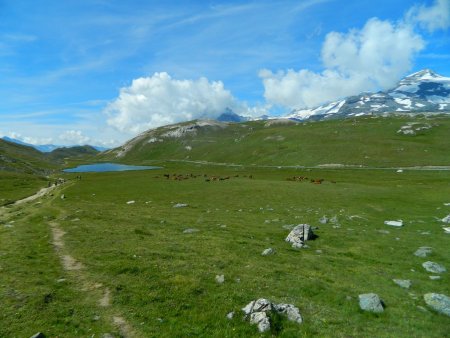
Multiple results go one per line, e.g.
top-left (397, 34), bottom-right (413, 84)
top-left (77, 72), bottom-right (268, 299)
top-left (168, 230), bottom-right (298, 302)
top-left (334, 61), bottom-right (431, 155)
top-left (285, 224), bottom-right (315, 248)
top-left (358, 293), bottom-right (384, 313)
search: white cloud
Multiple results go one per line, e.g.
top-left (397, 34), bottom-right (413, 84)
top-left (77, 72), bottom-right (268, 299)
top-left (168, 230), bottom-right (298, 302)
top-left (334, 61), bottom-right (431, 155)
top-left (5, 132), bottom-right (53, 145)
top-left (105, 72), bottom-right (258, 133)
top-left (260, 17), bottom-right (425, 109)
top-left (407, 0), bottom-right (450, 32)
top-left (59, 130), bottom-right (91, 144)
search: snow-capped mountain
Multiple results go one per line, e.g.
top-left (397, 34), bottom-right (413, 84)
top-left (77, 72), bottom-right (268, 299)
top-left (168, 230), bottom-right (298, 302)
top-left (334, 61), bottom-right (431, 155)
top-left (287, 69), bottom-right (450, 120)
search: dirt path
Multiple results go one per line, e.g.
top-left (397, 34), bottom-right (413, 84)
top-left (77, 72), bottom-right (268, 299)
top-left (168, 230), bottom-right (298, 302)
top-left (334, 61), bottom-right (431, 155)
top-left (49, 221), bottom-right (137, 337)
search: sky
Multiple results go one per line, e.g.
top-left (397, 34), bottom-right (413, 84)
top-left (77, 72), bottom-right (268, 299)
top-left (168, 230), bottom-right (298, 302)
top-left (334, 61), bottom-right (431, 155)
top-left (0, 0), bottom-right (449, 147)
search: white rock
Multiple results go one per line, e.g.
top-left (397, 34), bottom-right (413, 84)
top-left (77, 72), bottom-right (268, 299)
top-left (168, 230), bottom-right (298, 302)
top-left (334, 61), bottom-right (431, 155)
top-left (173, 203), bottom-right (188, 208)
top-left (126, 200), bottom-right (135, 204)
top-left (441, 214), bottom-right (450, 223)
top-left (384, 220), bottom-right (403, 227)
top-left (273, 303), bottom-right (303, 324)
top-left (422, 261), bottom-right (446, 274)
top-left (396, 169), bottom-right (403, 173)
top-left (392, 279), bottom-right (412, 289)
top-left (443, 227), bottom-right (450, 234)
top-left (429, 275), bottom-right (441, 280)
top-left (183, 228), bottom-right (199, 234)
top-left (261, 248), bottom-right (275, 256)
top-left (285, 224), bottom-right (315, 248)
top-left (226, 312), bottom-right (234, 320)
top-left (215, 274), bottom-right (225, 284)
top-left (250, 312), bottom-right (270, 333)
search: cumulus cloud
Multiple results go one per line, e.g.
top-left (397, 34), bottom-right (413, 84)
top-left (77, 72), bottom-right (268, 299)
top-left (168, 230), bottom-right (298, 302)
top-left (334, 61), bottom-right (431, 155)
top-left (105, 72), bottom-right (256, 134)
top-left (59, 130), bottom-right (91, 144)
top-left (407, 0), bottom-right (450, 32)
top-left (260, 17), bottom-right (425, 109)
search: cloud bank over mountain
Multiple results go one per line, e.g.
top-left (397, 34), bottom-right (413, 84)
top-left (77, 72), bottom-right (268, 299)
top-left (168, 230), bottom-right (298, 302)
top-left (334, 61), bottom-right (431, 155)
top-left (260, 0), bottom-right (450, 110)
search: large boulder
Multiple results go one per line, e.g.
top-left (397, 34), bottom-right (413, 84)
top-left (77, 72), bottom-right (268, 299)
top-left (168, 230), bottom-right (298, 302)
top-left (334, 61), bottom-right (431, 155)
top-left (358, 293), bottom-right (384, 313)
top-left (285, 224), bottom-right (315, 248)
top-left (424, 293), bottom-right (450, 317)
top-left (242, 298), bottom-right (302, 333)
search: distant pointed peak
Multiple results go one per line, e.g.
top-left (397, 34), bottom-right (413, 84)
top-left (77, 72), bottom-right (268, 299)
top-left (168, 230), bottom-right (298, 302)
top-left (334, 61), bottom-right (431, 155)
top-left (405, 69), bottom-right (442, 80)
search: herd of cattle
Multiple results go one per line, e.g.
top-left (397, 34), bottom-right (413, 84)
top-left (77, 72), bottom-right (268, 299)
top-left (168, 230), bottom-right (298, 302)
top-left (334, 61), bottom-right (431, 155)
top-left (155, 173), bottom-right (334, 184)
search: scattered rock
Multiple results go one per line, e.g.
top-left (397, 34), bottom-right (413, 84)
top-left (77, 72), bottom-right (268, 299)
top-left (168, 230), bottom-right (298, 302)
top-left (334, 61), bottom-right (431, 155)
top-left (226, 311), bottom-right (234, 320)
top-left (393, 279), bottom-right (412, 289)
top-left (396, 169), bottom-right (403, 173)
top-left (315, 249), bottom-right (323, 254)
top-left (443, 227), bottom-right (450, 234)
top-left (285, 224), bottom-right (316, 248)
top-left (377, 229), bottom-right (390, 234)
top-left (215, 274), bottom-right (225, 284)
top-left (441, 214), bottom-right (450, 223)
top-left (429, 276), bottom-right (441, 280)
top-left (358, 293), bottom-right (384, 313)
top-left (242, 298), bottom-right (302, 333)
top-left (384, 220), bottom-right (403, 227)
top-left (319, 216), bottom-right (328, 224)
top-left (126, 200), bottom-right (135, 204)
top-left (183, 228), bottom-right (199, 234)
top-left (423, 293), bottom-right (450, 317)
top-left (261, 248), bottom-right (275, 256)
top-left (422, 261), bottom-right (446, 274)
top-left (173, 203), bottom-right (188, 208)
top-left (60, 194), bottom-right (65, 199)
top-left (414, 247), bottom-right (432, 257)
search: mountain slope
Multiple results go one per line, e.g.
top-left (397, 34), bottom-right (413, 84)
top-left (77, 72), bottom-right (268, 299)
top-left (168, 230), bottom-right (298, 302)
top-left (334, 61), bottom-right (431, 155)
top-left (0, 139), bottom-right (55, 174)
top-left (101, 115), bottom-right (450, 168)
top-left (47, 145), bottom-right (99, 162)
top-left (287, 69), bottom-right (450, 120)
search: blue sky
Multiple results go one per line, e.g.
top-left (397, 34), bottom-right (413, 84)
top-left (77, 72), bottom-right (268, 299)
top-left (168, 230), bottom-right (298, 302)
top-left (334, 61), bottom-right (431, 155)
top-left (0, 0), bottom-right (449, 146)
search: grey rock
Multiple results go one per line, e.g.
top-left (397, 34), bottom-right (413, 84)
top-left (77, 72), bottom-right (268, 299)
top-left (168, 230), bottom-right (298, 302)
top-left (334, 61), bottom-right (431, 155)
top-left (286, 224), bottom-right (315, 248)
top-left (261, 248), bottom-right (275, 256)
top-left (384, 220), bottom-right (403, 227)
top-left (422, 261), bottom-right (446, 274)
top-left (358, 293), bottom-right (384, 313)
top-left (183, 228), bottom-right (199, 234)
top-left (242, 298), bottom-right (302, 333)
top-left (250, 311), bottom-right (271, 332)
top-left (429, 275), bottom-right (441, 280)
top-left (424, 293), bottom-right (450, 316)
top-left (319, 216), bottom-right (328, 224)
top-left (215, 274), bottom-right (225, 284)
top-left (226, 311), bottom-right (234, 320)
top-left (393, 279), bottom-right (412, 289)
top-left (377, 229), bottom-right (390, 234)
top-left (273, 303), bottom-right (303, 324)
top-left (414, 247), bottom-right (432, 257)
top-left (441, 214), bottom-right (450, 223)
top-left (60, 194), bottom-right (65, 199)
top-left (173, 203), bottom-right (188, 208)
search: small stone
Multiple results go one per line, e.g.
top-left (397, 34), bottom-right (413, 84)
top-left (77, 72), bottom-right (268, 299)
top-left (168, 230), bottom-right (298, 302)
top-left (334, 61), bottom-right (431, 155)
top-left (56, 278), bottom-right (66, 283)
top-left (316, 249), bottom-right (323, 254)
top-left (60, 194), bottom-right (65, 199)
top-left (126, 200), bottom-right (135, 204)
top-left (392, 279), bottom-right (412, 289)
top-left (358, 293), bottom-right (384, 313)
top-left (424, 293), bottom-right (450, 316)
top-left (173, 203), bottom-right (188, 208)
top-left (377, 229), bottom-right (390, 234)
top-left (215, 274), bottom-right (225, 284)
top-left (226, 311), bottom-right (234, 320)
top-left (443, 227), bottom-right (450, 234)
top-left (384, 220), bottom-right (403, 227)
top-left (93, 315), bottom-right (101, 321)
top-left (274, 303), bottom-right (303, 324)
top-left (183, 228), bottom-right (199, 234)
top-left (429, 275), bottom-right (441, 280)
top-left (422, 261), bottom-right (446, 274)
top-left (319, 216), bottom-right (328, 224)
top-left (441, 214), bottom-right (450, 223)
top-left (261, 248), bottom-right (275, 256)
top-left (414, 247), bottom-right (432, 257)
top-left (30, 333), bottom-right (45, 338)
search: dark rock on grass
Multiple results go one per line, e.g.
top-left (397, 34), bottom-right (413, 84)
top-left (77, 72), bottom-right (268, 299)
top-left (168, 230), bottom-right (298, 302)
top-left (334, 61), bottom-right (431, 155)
top-left (422, 261), bottom-right (446, 274)
top-left (286, 224), bottom-right (316, 248)
top-left (30, 333), bottom-right (45, 338)
top-left (414, 247), bottom-right (432, 257)
top-left (424, 293), bottom-right (450, 317)
top-left (242, 298), bottom-right (302, 333)
top-left (358, 293), bottom-right (384, 313)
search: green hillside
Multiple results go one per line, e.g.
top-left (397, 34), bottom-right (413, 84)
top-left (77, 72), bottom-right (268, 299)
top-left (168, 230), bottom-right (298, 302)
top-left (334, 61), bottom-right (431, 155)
top-left (47, 145), bottom-right (99, 162)
top-left (101, 115), bottom-right (450, 168)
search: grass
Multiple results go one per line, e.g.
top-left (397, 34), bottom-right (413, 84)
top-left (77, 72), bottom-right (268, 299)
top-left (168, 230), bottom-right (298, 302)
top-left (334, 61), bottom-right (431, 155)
top-left (1, 163), bottom-right (449, 337)
top-left (0, 172), bottom-right (49, 206)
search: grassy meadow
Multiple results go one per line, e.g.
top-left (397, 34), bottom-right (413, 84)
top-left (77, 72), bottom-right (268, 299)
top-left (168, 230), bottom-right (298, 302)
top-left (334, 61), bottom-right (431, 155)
top-left (1, 162), bottom-right (449, 337)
